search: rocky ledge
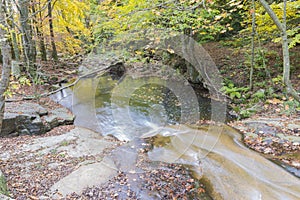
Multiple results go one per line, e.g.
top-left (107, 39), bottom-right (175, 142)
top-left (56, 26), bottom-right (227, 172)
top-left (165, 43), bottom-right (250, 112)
top-left (1, 102), bottom-right (75, 137)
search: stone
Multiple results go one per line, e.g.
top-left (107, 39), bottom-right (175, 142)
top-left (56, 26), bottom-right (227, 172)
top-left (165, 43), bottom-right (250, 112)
top-left (21, 127), bottom-right (113, 157)
top-left (15, 115), bottom-right (45, 135)
top-left (287, 123), bottom-right (300, 130)
top-left (0, 194), bottom-right (12, 200)
top-left (49, 157), bottom-right (117, 197)
top-left (51, 108), bottom-right (75, 125)
top-left (1, 102), bottom-right (75, 137)
top-left (1, 113), bottom-right (18, 136)
top-left (44, 115), bottom-right (59, 129)
top-left (5, 102), bottom-right (48, 116)
top-left (276, 133), bottom-right (300, 142)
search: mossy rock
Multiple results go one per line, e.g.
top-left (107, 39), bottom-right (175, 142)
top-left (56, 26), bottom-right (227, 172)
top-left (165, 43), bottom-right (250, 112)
top-left (0, 171), bottom-right (9, 195)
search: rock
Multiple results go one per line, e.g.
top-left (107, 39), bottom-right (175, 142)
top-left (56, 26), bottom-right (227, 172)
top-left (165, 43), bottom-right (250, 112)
top-left (44, 115), bottom-right (59, 129)
top-left (245, 132), bottom-right (259, 139)
top-left (262, 137), bottom-right (273, 145)
top-left (15, 115), bottom-right (45, 136)
top-left (0, 170), bottom-right (9, 196)
top-left (244, 121), bottom-right (277, 136)
top-left (0, 194), bottom-right (13, 200)
top-left (21, 127), bottom-right (113, 158)
top-left (287, 123), bottom-right (300, 130)
top-left (5, 102), bottom-right (48, 116)
top-left (1, 113), bottom-right (18, 136)
top-left (49, 157), bottom-right (117, 197)
top-left (276, 133), bottom-right (300, 142)
top-left (1, 102), bottom-right (75, 137)
top-left (51, 108), bottom-right (75, 125)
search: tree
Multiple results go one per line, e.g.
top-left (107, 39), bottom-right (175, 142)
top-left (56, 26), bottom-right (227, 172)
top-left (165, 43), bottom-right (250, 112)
top-left (18, 0), bottom-right (37, 72)
top-left (0, 0), bottom-right (12, 134)
top-left (3, 0), bottom-right (20, 62)
top-left (258, 0), bottom-right (300, 102)
top-left (32, 0), bottom-right (47, 61)
top-left (48, 0), bottom-right (58, 61)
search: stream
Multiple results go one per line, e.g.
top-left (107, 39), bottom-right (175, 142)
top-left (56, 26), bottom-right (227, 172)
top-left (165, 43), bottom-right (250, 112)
top-left (53, 73), bottom-right (300, 199)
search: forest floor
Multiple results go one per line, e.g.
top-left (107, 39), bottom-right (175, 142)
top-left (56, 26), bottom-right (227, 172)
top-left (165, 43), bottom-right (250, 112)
top-left (0, 41), bottom-right (299, 199)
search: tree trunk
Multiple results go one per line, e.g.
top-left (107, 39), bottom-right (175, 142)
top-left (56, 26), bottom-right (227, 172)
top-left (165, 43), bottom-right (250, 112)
top-left (250, 0), bottom-right (256, 90)
top-left (3, 0), bottom-right (20, 62)
top-left (33, 0), bottom-right (47, 61)
top-left (19, 0), bottom-right (36, 73)
top-left (0, 2), bottom-right (12, 134)
top-left (258, 0), bottom-right (300, 102)
top-left (48, 0), bottom-right (58, 61)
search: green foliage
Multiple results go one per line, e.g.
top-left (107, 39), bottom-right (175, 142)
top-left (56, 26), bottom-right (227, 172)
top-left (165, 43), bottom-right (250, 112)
top-left (282, 98), bottom-right (300, 115)
top-left (244, 1), bottom-right (300, 48)
top-left (252, 89), bottom-right (265, 100)
top-left (239, 109), bottom-right (255, 119)
top-left (91, 0), bottom-right (248, 48)
top-left (222, 82), bottom-right (249, 100)
top-left (272, 75), bottom-right (283, 86)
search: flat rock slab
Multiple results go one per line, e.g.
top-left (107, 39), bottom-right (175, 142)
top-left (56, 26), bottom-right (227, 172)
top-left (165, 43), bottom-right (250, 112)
top-left (2, 102), bottom-right (75, 137)
top-left (21, 127), bottom-right (113, 158)
top-left (5, 102), bottom-right (48, 116)
top-left (0, 194), bottom-right (12, 200)
top-left (50, 157), bottom-right (117, 198)
top-left (51, 108), bottom-right (75, 125)
top-left (235, 118), bottom-right (300, 140)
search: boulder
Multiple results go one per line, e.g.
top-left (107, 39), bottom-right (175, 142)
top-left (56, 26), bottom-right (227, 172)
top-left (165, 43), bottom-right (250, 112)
top-left (1, 102), bottom-right (75, 137)
top-left (51, 108), bottom-right (75, 125)
top-left (5, 102), bottom-right (48, 116)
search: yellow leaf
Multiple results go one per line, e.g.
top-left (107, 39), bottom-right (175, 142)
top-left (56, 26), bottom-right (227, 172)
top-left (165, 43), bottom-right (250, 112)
top-left (167, 48), bottom-right (175, 54)
top-left (267, 98), bottom-right (283, 105)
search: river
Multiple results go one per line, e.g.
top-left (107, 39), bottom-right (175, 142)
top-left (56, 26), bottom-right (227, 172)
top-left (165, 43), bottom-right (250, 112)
top-left (52, 72), bottom-right (300, 200)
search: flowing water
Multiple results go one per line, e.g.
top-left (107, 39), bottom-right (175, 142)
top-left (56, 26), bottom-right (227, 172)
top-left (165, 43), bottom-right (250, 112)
top-left (53, 73), bottom-right (300, 200)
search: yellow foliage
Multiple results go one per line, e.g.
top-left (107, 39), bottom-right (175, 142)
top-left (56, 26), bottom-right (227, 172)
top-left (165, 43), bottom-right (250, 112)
top-left (253, 1), bottom-right (300, 47)
top-left (97, 0), bottom-right (157, 36)
top-left (39, 0), bottom-right (92, 55)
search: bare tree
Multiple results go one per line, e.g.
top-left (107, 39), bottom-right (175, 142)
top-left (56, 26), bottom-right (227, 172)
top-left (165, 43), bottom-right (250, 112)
top-left (258, 0), bottom-right (300, 101)
top-left (0, 0), bottom-right (12, 134)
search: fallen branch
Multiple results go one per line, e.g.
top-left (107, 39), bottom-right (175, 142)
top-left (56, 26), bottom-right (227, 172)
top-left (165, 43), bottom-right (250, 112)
top-left (5, 61), bottom-right (123, 102)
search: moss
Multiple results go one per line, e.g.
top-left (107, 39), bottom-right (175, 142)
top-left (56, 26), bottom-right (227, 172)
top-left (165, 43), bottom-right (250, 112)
top-left (0, 173), bottom-right (9, 195)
